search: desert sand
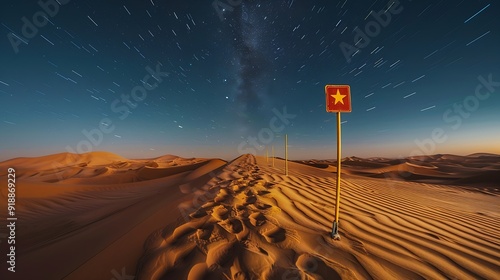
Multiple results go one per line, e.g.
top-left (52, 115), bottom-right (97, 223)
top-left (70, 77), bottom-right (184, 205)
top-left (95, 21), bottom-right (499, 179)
top-left (0, 152), bottom-right (499, 279)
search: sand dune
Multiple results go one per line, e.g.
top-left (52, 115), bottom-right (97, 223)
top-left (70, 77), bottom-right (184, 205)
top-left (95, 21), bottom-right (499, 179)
top-left (0, 152), bottom-right (226, 280)
top-left (135, 154), bottom-right (500, 280)
top-left (0, 152), bottom-right (498, 279)
top-left (296, 154), bottom-right (500, 189)
top-left (0, 151), bottom-right (212, 185)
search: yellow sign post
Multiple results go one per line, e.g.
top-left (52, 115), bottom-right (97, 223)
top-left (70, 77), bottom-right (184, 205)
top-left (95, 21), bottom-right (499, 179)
top-left (325, 85), bottom-right (352, 240)
top-left (333, 112), bottom-right (342, 240)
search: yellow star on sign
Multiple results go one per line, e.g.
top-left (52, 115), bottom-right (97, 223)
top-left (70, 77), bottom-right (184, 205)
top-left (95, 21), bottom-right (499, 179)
top-left (331, 89), bottom-right (346, 104)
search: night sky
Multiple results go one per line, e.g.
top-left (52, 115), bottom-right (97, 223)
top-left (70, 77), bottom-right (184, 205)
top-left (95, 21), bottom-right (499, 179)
top-left (1, 0), bottom-right (499, 161)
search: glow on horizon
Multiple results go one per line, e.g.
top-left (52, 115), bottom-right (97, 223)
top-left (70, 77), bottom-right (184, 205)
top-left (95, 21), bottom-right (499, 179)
top-left (2, 139), bottom-right (499, 162)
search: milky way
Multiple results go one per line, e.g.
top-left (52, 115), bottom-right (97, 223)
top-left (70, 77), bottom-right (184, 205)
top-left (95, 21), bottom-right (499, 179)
top-left (227, 2), bottom-right (273, 118)
top-left (0, 0), bottom-right (498, 160)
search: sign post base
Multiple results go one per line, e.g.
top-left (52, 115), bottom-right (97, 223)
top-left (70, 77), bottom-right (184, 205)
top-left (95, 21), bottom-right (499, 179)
top-left (332, 221), bottom-right (340, 240)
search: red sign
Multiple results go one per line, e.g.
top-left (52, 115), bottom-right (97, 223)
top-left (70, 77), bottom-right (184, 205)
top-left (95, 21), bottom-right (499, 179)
top-left (325, 85), bottom-right (352, 112)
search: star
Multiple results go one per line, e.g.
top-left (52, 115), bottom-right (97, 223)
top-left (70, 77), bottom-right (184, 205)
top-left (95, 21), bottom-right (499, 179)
top-left (331, 89), bottom-right (346, 105)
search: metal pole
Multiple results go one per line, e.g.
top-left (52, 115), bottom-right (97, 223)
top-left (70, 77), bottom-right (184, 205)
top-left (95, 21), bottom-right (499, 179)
top-left (332, 112), bottom-right (341, 240)
top-left (272, 145), bottom-right (275, 167)
top-left (266, 147), bottom-right (269, 163)
top-left (285, 134), bottom-right (288, 176)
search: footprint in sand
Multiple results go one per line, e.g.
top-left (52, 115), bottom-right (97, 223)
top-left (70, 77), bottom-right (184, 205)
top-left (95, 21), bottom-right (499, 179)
top-left (211, 205), bottom-right (230, 220)
top-left (187, 263), bottom-right (222, 280)
top-left (189, 208), bottom-right (207, 219)
top-left (196, 224), bottom-right (214, 240)
top-left (219, 218), bottom-right (243, 234)
top-left (234, 204), bottom-right (249, 219)
top-left (214, 189), bottom-right (231, 203)
top-left (206, 241), bottom-right (238, 268)
top-left (257, 190), bottom-right (271, 196)
top-left (262, 226), bottom-right (286, 243)
top-left (255, 202), bottom-right (272, 210)
top-left (201, 201), bottom-right (218, 209)
top-left (231, 270), bottom-right (249, 280)
top-left (249, 212), bottom-right (266, 227)
top-left (244, 195), bottom-right (257, 205)
top-left (295, 253), bottom-right (342, 280)
top-left (232, 184), bottom-right (247, 193)
top-left (219, 218), bottom-right (249, 241)
top-left (262, 265), bottom-right (300, 280)
top-left (247, 180), bottom-right (256, 187)
top-left (263, 181), bottom-right (275, 189)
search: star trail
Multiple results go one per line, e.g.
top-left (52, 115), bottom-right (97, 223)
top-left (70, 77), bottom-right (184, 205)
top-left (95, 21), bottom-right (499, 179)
top-left (0, 0), bottom-right (499, 160)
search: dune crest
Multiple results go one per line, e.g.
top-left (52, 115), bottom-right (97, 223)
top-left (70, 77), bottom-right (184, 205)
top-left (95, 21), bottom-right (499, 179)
top-left (0, 151), bottom-right (219, 185)
top-left (297, 153), bottom-right (500, 190)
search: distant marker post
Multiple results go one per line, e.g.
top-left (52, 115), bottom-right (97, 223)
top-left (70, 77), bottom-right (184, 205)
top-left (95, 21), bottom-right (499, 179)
top-left (285, 134), bottom-right (289, 176)
top-left (325, 85), bottom-right (352, 240)
top-left (272, 145), bottom-right (275, 167)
